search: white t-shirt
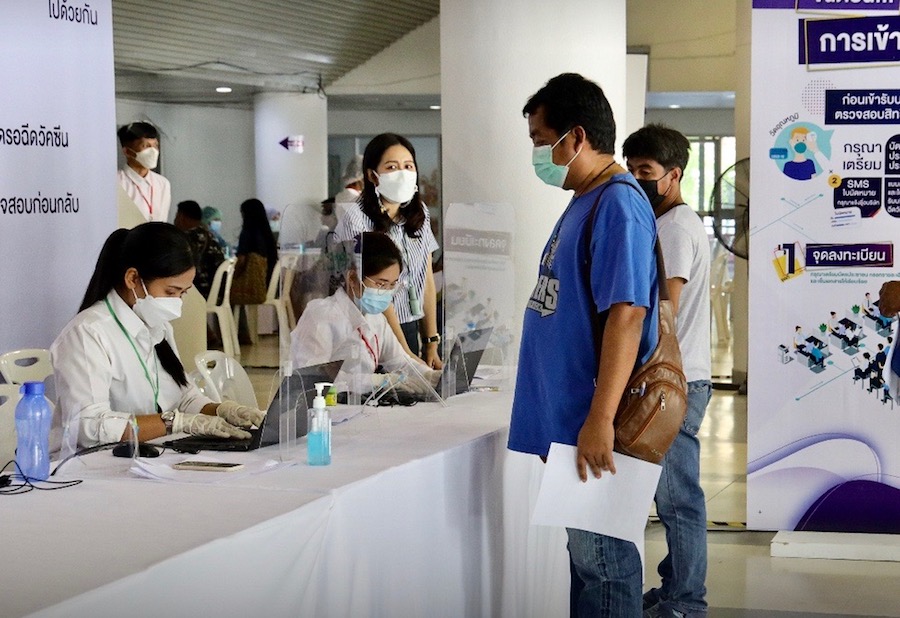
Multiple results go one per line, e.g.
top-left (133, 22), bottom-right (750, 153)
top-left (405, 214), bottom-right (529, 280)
top-left (118, 166), bottom-right (172, 222)
top-left (50, 291), bottom-right (214, 447)
top-left (290, 288), bottom-right (410, 391)
top-left (657, 204), bottom-right (711, 382)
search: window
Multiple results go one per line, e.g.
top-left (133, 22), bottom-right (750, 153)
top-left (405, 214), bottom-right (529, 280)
top-left (681, 135), bottom-right (736, 242)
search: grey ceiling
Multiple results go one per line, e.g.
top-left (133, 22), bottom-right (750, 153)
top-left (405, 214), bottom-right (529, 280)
top-left (112, 0), bottom-right (440, 106)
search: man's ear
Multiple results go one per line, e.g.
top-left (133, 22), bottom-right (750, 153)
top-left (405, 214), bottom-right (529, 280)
top-left (571, 125), bottom-right (587, 151)
top-left (671, 166), bottom-right (683, 183)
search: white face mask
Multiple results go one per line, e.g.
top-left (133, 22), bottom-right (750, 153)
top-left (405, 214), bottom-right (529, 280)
top-left (133, 146), bottom-right (159, 170)
top-left (375, 170), bottom-right (417, 204)
top-left (132, 281), bottom-right (182, 330)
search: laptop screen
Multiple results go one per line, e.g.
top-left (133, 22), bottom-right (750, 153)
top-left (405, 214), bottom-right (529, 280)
top-left (259, 360), bottom-right (344, 447)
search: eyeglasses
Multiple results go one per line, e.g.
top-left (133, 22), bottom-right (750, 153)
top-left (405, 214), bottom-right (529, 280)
top-left (364, 276), bottom-right (400, 291)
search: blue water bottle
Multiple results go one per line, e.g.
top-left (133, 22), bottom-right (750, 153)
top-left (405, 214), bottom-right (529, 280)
top-left (15, 381), bottom-right (51, 481)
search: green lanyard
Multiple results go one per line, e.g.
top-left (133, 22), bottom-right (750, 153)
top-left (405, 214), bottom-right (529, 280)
top-left (105, 297), bottom-right (160, 412)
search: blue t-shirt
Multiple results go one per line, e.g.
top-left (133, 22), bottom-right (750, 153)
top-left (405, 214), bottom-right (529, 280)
top-left (783, 159), bottom-right (816, 181)
top-left (508, 174), bottom-right (659, 457)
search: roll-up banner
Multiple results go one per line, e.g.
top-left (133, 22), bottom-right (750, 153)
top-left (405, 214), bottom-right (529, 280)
top-left (0, 1), bottom-right (116, 351)
top-left (750, 0), bottom-right (900, 531)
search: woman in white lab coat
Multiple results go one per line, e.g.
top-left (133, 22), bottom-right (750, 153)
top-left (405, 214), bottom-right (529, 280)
top-left (51, 222), bottom-right (264, 451)
top-left (290, 232), bottom-right (436, 395)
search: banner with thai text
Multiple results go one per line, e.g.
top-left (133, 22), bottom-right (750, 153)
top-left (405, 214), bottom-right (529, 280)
top-left (0, 1), bottom-right (116, 351)
top-left (750, 0), bottom-right (900, 531)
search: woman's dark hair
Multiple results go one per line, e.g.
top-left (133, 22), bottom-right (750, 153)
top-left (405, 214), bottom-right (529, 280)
top-left (237, 198), bottom-right (279, 280)
top-left (359, 133), bottom-right (426, 237)
top-left (79, 222), bottom-right (195, 387)
top-left (358, 231), bottom-right (403, 280)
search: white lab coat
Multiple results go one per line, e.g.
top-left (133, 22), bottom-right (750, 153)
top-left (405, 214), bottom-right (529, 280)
top-left (290, 288), bottom-right (410, 391)
top-left (50, 291), bottom-right (214, 448)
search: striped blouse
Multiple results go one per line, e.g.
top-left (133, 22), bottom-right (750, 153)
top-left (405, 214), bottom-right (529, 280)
top-left (334, 204), bottom-right (439, 324)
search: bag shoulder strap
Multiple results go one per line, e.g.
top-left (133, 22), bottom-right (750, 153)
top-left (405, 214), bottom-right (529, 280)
top-left (583, 179), bottom-right (670, 303)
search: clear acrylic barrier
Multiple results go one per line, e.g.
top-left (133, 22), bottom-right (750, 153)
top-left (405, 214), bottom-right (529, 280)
top-left (280, 232), bottom-right (444, 424)
top-left (442, 203), bottom-right (518, 391)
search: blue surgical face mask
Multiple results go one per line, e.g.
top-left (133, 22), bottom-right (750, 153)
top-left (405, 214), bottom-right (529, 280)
top-left (793, 142), bottom-right (807, 154)
top-left (532, 130), bottom-right (581, 188)
top-left (209, 220), bottom-right (222, 233)
top-left (356, 285), bottom-right (393, 315)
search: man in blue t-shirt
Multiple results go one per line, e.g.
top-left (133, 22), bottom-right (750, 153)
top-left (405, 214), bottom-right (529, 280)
top-left (509, 73), bottom-right (659, 617)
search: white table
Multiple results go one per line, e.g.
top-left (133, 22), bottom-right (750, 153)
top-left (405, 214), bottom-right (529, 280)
top-left (2, 391), bottom-right (570, 618)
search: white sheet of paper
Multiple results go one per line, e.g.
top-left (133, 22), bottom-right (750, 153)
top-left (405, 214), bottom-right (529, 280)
top-left (531, 442), bottom-right (662, 566)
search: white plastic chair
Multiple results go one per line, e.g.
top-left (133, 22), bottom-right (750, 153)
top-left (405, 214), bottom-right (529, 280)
top-left (206, 258), bottom-right (241, 360)
top-left (0, 349), bottom-right (52, 384)
top-left (194, 350), bottom-right (258, 408)
top-left (0, 384), bottom-right (19, 467)
top-left (264, 254), bottom-right (300, 357)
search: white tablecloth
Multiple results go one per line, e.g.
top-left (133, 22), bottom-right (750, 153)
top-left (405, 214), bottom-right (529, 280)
top-left (2, 391), bottom-right (570, 618)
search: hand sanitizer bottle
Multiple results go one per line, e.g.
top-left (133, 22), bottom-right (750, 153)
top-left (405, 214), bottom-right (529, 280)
top-left (307, 382), bottom-right (332, 466)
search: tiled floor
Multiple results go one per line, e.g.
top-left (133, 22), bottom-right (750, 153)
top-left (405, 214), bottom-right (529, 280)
top-left (238, 337), bottom-right (900, 617)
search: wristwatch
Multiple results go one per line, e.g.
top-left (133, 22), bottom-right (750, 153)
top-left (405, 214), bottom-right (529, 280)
top-left (424, 334), bottom-right (441, 345)
top-left (160, 410), bottom-right (176, 435)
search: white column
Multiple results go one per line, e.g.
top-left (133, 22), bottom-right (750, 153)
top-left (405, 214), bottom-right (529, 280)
top-left (254, 93), bottom-right (328, 215)
top-left (440, 0), bottom-right (628, 327)
top-left (440, 3), bottom-right (627, 615)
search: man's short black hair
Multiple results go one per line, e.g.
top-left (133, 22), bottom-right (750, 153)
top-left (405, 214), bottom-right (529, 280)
top-left (176, 200), bottom-right (202, 221)
top-left (622, 123), bottom-right (691, 173)
top-left (117, 121), bottom-right (159, 147)
top-left (522, 73), bottom-right (616, 154)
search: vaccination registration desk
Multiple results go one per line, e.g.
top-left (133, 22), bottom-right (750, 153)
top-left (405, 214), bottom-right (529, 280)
top-left (2, 391), bottom-right (571, 618)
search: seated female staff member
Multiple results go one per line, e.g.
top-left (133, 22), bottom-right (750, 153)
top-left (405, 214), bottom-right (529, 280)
top-left (290, 232), bottom-right (438, 394)
top-left (51, 223), bottom-right (265, 449)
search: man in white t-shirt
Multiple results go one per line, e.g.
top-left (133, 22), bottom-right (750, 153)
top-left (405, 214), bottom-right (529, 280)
top-left (625, 124), bottom-right (712, 618)
top-left (116, 122), bottom-right (171, 222)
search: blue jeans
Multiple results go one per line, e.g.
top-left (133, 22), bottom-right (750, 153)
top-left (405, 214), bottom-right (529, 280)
top-left (645, 380), bottom-right (712, 617)
top-left (567, 528), bottom-right (643, 617)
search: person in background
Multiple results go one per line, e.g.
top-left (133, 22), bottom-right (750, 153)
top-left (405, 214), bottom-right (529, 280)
top-left (117, 122), bottom-right (171, 222)
top-left (334, 154), bottom-right (364, 206)
top-left (624, 123), bottom-right (712, 618)
top-left (50, 223), bottom-right (264, 450)
top-left (202, 206), bottom-right (230, 253)
top-left (173, 200), bottom-right (225, 299)
top-left (334, 134), bottom-right (442, 369)
top-left (291, 231), bottom-right (435, 394)
top-left (233, 198), bottom-right (279, 343)
top-left (236, 198), bottom-right (278, 283)
top-left (508, 73), bottom-right (659, 617)
top-left (266, 206), bottom-right (282, 245)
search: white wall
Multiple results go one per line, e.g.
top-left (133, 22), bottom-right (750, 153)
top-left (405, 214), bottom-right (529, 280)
top-left (644, 108), bottom-right (735, 136)
top-left (115, 99), bottom-right (255, 245)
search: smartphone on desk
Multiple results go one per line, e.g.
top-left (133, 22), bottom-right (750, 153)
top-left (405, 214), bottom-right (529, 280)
top-left (172, 460), bottom-right (245, 472)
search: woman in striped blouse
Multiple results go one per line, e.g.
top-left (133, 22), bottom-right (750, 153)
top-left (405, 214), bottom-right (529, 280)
top-left (334, 133), bottom-right (443, 369)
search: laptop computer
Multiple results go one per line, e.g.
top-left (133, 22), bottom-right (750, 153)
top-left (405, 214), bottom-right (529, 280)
top-left (377, 327), bottom-right (493, 405)
top-left (437, 327), bottom-right (493, 397)
top-left (164, 360), bottom-right (343, 452)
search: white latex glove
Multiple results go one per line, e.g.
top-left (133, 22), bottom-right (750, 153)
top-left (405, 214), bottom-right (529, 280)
top-left (392, 372), bottom-right (434, 396)
top-left (173, 412), bottom-right (252, 439)
top-left (216, 400), bottom-right (266, 428)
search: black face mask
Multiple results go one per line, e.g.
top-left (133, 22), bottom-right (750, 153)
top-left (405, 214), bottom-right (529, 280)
top-left (636, 177), bottom-right (666, 208)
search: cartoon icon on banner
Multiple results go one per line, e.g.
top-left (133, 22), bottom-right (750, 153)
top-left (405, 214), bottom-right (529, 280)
top-left (773, 242), bottom-right (804, 282)
top-left (771, 122), bottom-right (833, 181)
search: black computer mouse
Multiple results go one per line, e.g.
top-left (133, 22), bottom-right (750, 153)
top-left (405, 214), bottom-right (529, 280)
top-left (112, 443), bottom-right (161, 458)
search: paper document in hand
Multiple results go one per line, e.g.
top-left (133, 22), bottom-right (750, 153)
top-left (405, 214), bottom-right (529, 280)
top-left (531, 443), bottom-right (661, 561)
